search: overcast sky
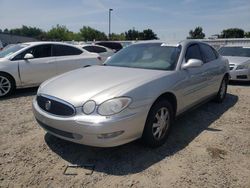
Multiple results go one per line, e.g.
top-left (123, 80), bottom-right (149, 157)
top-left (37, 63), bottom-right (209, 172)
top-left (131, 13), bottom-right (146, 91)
top-left (0, 0), bottom-right (250, 40)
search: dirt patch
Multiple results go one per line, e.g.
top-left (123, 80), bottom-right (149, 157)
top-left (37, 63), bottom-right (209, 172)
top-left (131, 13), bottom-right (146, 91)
top-left (0, 84), bottom-right (250, 187)
top-left (207, 147), bottom-right (227, 159)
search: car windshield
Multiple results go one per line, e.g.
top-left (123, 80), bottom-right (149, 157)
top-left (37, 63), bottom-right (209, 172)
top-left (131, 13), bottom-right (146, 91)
top-left (105, 43), bottom-right (181, 70)
top-left (218, 47), bottom-right (250, 57)
top-left (0, 44), bottom-right (28, 58)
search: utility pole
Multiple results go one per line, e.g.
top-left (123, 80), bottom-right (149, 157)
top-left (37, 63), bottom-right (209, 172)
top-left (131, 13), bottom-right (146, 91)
top-left (109, 8), bottom-right (113, 40)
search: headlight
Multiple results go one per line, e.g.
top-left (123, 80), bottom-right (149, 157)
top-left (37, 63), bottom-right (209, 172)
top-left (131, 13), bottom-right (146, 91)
top-left (82, 100), bottom-right (96, 114)
top-left (98, 97), bottom-right (132, 116)
top-left (236, 62), bottom-right (250, 70)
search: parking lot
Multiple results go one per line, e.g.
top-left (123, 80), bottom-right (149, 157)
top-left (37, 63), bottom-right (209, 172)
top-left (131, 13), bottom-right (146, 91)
top-left (0, 83), bottom-right (249, 187)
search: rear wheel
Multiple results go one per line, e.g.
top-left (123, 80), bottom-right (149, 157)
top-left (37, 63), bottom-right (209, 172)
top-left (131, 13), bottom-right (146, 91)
top-left (142, 100), bottom-right (173, 148)
top-left (0, 73), bottom-right (15, 98)
top-left (214, 76), bottom-right (228, 103)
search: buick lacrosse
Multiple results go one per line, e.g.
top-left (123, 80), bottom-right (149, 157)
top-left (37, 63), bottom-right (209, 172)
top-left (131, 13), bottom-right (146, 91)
top-left (33, 40), bottom-right (229, 147)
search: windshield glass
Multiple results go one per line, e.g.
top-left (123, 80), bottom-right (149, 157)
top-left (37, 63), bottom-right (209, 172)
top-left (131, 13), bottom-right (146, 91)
top-left (105, 43), bottom-right (181, 70)
top-left (0, 44), bottom-right (28, 58)
top-left (218, 47), bottom-right (250, 57)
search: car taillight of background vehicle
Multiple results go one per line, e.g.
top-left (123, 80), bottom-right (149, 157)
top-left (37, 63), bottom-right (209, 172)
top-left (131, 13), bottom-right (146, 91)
top-left (97, 56), bottom-right (102, 61)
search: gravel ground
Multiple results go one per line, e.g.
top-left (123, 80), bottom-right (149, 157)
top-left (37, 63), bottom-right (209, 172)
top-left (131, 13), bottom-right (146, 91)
top-left (0, 83), bottom-right (250, 188)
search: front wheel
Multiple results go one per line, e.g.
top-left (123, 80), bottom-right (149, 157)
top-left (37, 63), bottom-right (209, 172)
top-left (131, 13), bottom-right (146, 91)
top-left (0, 73), bottom-right (15, 98)
top-left (214, 76), bottom-right (228, 103)
top-left (142, 100), bottom-right (173, 148)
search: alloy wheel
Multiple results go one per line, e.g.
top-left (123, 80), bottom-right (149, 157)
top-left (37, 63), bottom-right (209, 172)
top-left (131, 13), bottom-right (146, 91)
top-left (220, 79), bottom-right (226, 99)
top-left (152, 107), bottom-right (170, 140)
top-left (0, 76), bottom-right (11, 97)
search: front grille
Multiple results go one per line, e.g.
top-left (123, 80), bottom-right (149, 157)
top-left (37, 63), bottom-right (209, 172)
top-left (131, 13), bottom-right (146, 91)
top-left (37, 119), bottom-right (82, 140)
top-left (37, 95), bottom-right (75, 116)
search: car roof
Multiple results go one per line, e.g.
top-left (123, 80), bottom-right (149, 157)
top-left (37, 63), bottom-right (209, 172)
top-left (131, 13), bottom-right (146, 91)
top-left (21, 41), bottom-right (86, 52)
top-left (81, 44), bottom-right (109, 49)
top-left (133, 39), bottom-right (208, 47)
top-left (221, 44), bottom-right (250, 48)
top-left (23, 41), bottom-right (80, 46)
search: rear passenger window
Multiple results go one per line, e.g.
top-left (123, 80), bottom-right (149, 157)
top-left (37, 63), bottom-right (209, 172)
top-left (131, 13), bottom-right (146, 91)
top-left (82, 46), bottom-right (95, 52)
top-left (83, 46), bottom-right (107, 53)
top-left (93, 46), bottom-right (107, 53)
top-left (200, 44), bottom-right (217, 63)
top-left (185, 44), bottom-right (203, 62)
top-left (53, 45), bottom-right (82, 56)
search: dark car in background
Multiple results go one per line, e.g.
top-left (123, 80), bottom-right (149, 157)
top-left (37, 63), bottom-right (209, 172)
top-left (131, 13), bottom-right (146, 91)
top-left (95, 41), bottom-right (123, 52)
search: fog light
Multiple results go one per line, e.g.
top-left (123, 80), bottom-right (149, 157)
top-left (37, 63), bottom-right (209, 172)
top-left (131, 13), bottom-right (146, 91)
top-left (97, 131), bottom-right (124, 139)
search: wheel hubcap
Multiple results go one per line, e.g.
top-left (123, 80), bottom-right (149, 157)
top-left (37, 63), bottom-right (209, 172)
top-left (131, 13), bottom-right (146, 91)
top-left (220, 79), bottom-right (226, 99)
top-left (0, 76), bottom-right (11, 97)
top-left (152, 107), bottom-right (170, 140)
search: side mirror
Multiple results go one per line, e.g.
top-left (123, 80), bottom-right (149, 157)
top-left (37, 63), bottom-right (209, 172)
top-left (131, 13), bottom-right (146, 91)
top-left (182, 59), bottom-right (203, 69)
top-left (24, 53), bottom-right (34, 60)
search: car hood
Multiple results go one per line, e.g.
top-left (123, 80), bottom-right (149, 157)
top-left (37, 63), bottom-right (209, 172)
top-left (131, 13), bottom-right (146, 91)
top-left (38, 66), bottom-right (169, 107)
top-left (224, 56), bottom-right (250, 65)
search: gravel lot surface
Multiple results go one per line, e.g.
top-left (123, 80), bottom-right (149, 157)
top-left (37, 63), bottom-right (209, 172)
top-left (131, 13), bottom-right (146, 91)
top-left (0, 83), bottom-right (250, 188)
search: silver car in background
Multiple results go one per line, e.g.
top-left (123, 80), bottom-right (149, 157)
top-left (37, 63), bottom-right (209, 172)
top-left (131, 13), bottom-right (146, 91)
top-left (0, 42), bottom-right (101, 97)
top-left (79, 44), bottom-right (114, 62)
top-left (33, 40), bottom-right (229, 148)
top-left (218, 45), bottom-right (250, 81)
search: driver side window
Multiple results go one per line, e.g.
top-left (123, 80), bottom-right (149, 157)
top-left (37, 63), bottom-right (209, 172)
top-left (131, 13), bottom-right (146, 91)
top-left (185, 44), bottom-right (203, 62)
top-left (12, 45), bottom-right (52, 60)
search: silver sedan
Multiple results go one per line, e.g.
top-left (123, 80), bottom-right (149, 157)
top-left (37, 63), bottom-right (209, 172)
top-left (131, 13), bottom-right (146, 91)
top-left (33, 40), bottom-right (229, 148)
top-left (218, 45), bottom-right (250, 81)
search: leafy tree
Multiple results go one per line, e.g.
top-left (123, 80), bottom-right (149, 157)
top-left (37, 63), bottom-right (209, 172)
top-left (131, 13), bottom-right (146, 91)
top-left (110, 33), bottom-right (126, 41)
top-left (141, 29), bottom-right (158, 40)
top-left (219, 28), bottom-right (244, 38)
top-left (79, 26), bottom-right (107, 41)
top-left (125, 29), bottom-right (140, 40)
top-left (3, 28), bottom-right (9, 33)
top-left (187, 26), bottom-right (205, 39)
top-left (8, 25), bottom-right (44, 39)
top-left (46, 25), bottom-right (77, 41)
top-left (244, 31), bottom-right (250, 38)
top-left (125, 28), bottom-right (158, 40)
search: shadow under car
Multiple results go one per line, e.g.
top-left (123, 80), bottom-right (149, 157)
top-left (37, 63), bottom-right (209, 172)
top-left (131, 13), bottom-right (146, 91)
top-left (45, 93), bottom-right (238, 176)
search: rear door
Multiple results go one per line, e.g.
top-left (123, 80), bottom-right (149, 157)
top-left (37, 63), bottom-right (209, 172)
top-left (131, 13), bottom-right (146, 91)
top-left (52, 44), bottom-right (99, 75)
top-left (17, 44), bottom-right (57, 86)
top-left (199, 43), bottom-right (222, 96)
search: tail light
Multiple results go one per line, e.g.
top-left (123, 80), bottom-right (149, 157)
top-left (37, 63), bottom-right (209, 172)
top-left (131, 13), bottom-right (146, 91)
top-left (97, 56), bottom-right (102, 61)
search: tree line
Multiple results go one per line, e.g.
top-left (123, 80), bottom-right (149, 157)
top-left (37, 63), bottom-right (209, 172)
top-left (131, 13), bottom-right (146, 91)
top-left (1, 25), bottom-right (249, 41)
top-left (187, 26), bottom-right (250, 39)
top-left (0, 25), bottom-right (158, 41)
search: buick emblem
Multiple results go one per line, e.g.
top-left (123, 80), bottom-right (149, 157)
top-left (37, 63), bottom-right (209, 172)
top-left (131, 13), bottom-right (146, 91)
top-left (45, 100), bottom-right (51, 111)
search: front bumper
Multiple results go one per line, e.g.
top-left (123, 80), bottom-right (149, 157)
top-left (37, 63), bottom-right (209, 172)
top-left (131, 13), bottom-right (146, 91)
top-left (33, 99), bottom-right (149, 147)
top-left (229, 66), bottom-right (250, 81)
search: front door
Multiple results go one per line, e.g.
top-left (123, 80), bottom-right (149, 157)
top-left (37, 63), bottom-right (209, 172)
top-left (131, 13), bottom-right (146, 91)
top-left (179, 44), bottom-right (208, 111)
top-left (17, 44), bottom-right (57, 86)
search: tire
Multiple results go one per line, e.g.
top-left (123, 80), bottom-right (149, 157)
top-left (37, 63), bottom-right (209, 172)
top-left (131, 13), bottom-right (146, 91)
top-left (214, 76), bottom-right (228, 103)
top-left (142, 100), bottom-right (174, 148)
top-left (0, 73), bottom-right (15, 98)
